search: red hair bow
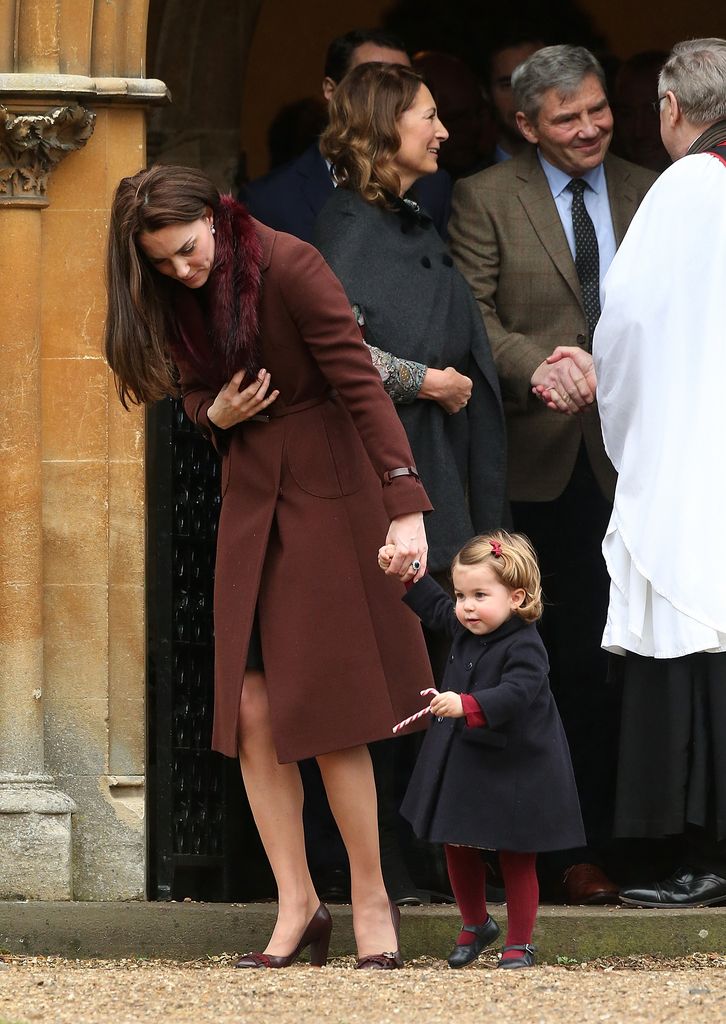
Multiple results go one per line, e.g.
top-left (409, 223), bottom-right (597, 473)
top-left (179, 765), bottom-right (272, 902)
top-left (490, 540), bottom-right (502, 558)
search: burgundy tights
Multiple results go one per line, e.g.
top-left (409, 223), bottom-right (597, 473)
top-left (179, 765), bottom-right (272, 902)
top-left (444, 844), bottom-right (539, 963)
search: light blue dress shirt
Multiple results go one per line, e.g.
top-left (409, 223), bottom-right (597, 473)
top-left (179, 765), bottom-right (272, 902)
top-left (538, 153), bottom-right (616, 303)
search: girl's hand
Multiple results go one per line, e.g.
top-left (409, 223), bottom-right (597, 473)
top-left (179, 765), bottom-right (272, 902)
top-left (430, 692), bottom-right (464, 718)
top-left (207, 368), bottom-right (279, 429)
top-left (377, 544), bottom-right (396, 572)
top-left (383, 512), bottom-right (428, 581)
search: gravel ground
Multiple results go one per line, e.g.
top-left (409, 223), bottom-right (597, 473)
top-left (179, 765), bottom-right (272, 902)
top-left (2, 954), bottom-right (726, 1024)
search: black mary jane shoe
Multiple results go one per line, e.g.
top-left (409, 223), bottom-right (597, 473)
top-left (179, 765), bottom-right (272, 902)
top-left (497, 943), bottom-right (536, 969)
top-left (447, 915), bottom-right (501, 969)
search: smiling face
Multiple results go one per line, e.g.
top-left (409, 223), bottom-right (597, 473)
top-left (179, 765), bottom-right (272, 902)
top-left (516, 72), bottom-right (613, 176)
top-left (389, 83), bottom-right (449, 194)
top-left (137, 210), bottom-right (215, 288)
top-left (452, 562), bottom-right (525, 636)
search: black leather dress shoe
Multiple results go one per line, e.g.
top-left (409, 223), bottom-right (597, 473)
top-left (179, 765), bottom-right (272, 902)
top-left (619, 866), bottom-right (726, 908)
top-left (447, 915), bottom-right (500, 968)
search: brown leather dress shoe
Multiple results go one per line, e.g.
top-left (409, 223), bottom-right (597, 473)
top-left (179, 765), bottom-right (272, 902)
top-left (234, 904), bottom-right (332, 968)
top-left (355, 899), bottom-right (403, 970)
top-left (563, 863), bottom-right (620, 905)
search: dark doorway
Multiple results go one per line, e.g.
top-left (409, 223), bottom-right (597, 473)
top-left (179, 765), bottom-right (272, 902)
top-left (145, 398), bottom-right (274, 901)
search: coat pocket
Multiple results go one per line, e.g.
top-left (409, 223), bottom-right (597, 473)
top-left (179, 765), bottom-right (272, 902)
top-left (286, 401), bottom-right (367, 498)
top-left (461, 726), bottom-right (508, 749)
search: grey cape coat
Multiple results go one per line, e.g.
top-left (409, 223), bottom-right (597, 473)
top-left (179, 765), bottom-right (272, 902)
top-left (315, 189), bottom-right (506, 572)
top-left (399, 576), bottom-right (585, 852)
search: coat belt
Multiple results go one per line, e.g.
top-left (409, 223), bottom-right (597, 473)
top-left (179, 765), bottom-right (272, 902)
top-left (251, 390), bottom-right (336, 422)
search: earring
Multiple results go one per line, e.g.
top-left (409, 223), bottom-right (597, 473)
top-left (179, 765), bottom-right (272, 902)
top-left (210, 222), bottom-right (215, 235)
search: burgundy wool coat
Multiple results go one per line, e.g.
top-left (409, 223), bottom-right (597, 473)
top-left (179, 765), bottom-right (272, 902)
top-left (169, 205), bottom-right (435, 762)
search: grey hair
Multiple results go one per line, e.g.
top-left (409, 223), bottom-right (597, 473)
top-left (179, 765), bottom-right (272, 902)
top-left (659, 39), bottom-right (726, 126)
top-left (512, 44), bottom-right (606, 122)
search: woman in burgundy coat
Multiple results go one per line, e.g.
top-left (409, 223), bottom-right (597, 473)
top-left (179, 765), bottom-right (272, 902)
top-left (105, 165), bottom-right (434, 969)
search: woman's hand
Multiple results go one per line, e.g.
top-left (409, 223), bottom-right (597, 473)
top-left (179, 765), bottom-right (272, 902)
top-left (430, 691), bottom-right (464, 718)
top-left (419, 366), bottom-right (472, 414)
top-left (383, 512), bottom-right (428, 581)
top-left (207, 368), bottom-right (279, 429)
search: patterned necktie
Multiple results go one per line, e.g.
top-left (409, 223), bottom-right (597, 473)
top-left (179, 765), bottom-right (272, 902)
top-left (567, 177), bottom-right (600, 348)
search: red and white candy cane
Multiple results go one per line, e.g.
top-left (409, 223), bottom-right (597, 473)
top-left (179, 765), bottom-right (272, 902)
top-left (392, 688), bottom-right (439, 734)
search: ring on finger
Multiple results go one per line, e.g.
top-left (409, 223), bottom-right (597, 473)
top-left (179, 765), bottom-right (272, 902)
top-left (410, 559), bottom-right (421, 572)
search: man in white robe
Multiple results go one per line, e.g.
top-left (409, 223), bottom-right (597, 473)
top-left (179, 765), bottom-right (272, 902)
top-left (591, 38), bottom-right (726, 907)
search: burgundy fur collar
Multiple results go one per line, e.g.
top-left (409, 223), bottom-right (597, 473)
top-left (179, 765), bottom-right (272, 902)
top-left (207, 195), bottom-right (263, 379)
top-left (170, 196), bottom-right (263, 386)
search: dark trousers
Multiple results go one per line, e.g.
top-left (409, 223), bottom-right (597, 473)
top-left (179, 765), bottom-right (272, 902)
top-left (511, 445), bottom-right (619, 865)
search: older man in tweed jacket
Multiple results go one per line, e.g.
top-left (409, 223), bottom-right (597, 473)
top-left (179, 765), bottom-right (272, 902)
top-left (449, 45), bottom-right (655, 905)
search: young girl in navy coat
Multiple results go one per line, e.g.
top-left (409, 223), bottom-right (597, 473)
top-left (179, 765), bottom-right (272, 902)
top-left (379, 530), bottom-right (584, 968)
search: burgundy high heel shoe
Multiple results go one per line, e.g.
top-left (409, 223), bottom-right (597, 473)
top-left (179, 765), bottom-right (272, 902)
top-left (234, 904), bottom-right (332, 968)
top-left (355, 899), bottom-right (403, 970)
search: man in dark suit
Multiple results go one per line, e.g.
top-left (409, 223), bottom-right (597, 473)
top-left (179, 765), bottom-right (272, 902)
top-left (244, 28), bottom-right (451, 241)
top-left (450, 45), bottom-right (656, 904)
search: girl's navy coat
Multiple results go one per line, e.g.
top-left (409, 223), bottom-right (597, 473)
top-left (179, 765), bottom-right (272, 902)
top-left (400, 576), bottom-right (586, 852)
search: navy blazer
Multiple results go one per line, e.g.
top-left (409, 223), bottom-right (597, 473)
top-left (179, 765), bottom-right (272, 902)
top-left (243, 142), bottom-right (452, 243)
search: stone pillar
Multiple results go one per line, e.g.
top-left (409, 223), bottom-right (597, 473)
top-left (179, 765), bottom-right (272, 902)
top-left (0, 102), bottom-right (95, 898)
top-left (0, 0), bottom-right (166, 900)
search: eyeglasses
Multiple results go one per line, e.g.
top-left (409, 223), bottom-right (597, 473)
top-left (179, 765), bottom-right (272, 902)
top-left (650, 95), bottom-right (667, 114)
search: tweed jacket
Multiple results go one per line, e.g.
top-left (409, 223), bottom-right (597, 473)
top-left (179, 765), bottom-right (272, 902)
top-left (399, 576), bottom-right (585, 851)
top-left (172, 215), bottom-right (434, 762)
top-left (449, 147), bottom-right (656, 502)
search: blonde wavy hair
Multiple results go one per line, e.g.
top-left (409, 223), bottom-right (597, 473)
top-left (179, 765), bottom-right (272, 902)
top-left (320, 62), bottom-right (424, 208)
top-left (452, 530), bottom-right (544, 623)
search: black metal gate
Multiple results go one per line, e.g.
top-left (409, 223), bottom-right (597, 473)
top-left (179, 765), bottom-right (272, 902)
top-left (146, 398), bottom-right (273, 901)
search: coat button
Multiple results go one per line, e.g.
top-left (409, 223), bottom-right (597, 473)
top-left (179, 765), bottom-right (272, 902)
top-left (479, 639), bottom-right (487, 646)
top-left (421, 256), bottom-right (432, 268)
top-left (450, 655), bottom-right (454, 662)
top-left (466, 661), bottom-right (473, 670)
top-left (576, 333), bottom-right (586, 346)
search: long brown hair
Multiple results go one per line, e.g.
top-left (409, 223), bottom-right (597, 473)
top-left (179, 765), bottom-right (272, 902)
top-left (320, 62), bottom-right (423, 207)
top-left (105, 165), bottom-right (220, 407)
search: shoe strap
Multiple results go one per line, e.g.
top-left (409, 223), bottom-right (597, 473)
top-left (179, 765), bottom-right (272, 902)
top-left (461, 919), bottom-right (492, 935)
top-left (501, 943), bottom-right (535, 954)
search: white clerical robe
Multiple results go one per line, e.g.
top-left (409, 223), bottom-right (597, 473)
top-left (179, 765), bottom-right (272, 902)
top-left (593, 150), bottom-right (726, 659)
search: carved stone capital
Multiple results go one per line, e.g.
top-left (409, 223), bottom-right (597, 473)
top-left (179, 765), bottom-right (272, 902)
top-left (0, 102), bottom-right (95, 206)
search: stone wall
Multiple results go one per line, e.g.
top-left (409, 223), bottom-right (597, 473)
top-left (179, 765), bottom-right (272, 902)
top-left (0, 0), bottom-right (165, 901)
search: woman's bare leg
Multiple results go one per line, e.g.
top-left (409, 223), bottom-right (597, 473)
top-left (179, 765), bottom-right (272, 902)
top-left (317, 745), bottom-right (397, 956)
top-left (238, 671), bottom-right (320, 954)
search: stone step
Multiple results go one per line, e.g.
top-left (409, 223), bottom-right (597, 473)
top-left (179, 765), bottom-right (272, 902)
top-left (1, 902), bottom-right (725, 963)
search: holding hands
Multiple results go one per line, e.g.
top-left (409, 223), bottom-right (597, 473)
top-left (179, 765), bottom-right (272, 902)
top-left (531, 346), bottom-right (597, 415)
top-left (207, 368), bottom-right (280, 429)
top-left (379, 512), bottom-right (428, 581)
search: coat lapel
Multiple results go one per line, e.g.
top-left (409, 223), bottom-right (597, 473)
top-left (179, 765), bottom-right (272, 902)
top-left (515, 148), bottom-right (583, 307)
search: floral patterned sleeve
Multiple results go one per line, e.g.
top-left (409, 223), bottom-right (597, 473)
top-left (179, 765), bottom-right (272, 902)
top-left (352, 304), bottom-right (427, 405)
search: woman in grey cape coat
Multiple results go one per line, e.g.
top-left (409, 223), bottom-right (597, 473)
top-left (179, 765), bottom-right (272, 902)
top-left (316, 62), bottom-right (506, 575)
